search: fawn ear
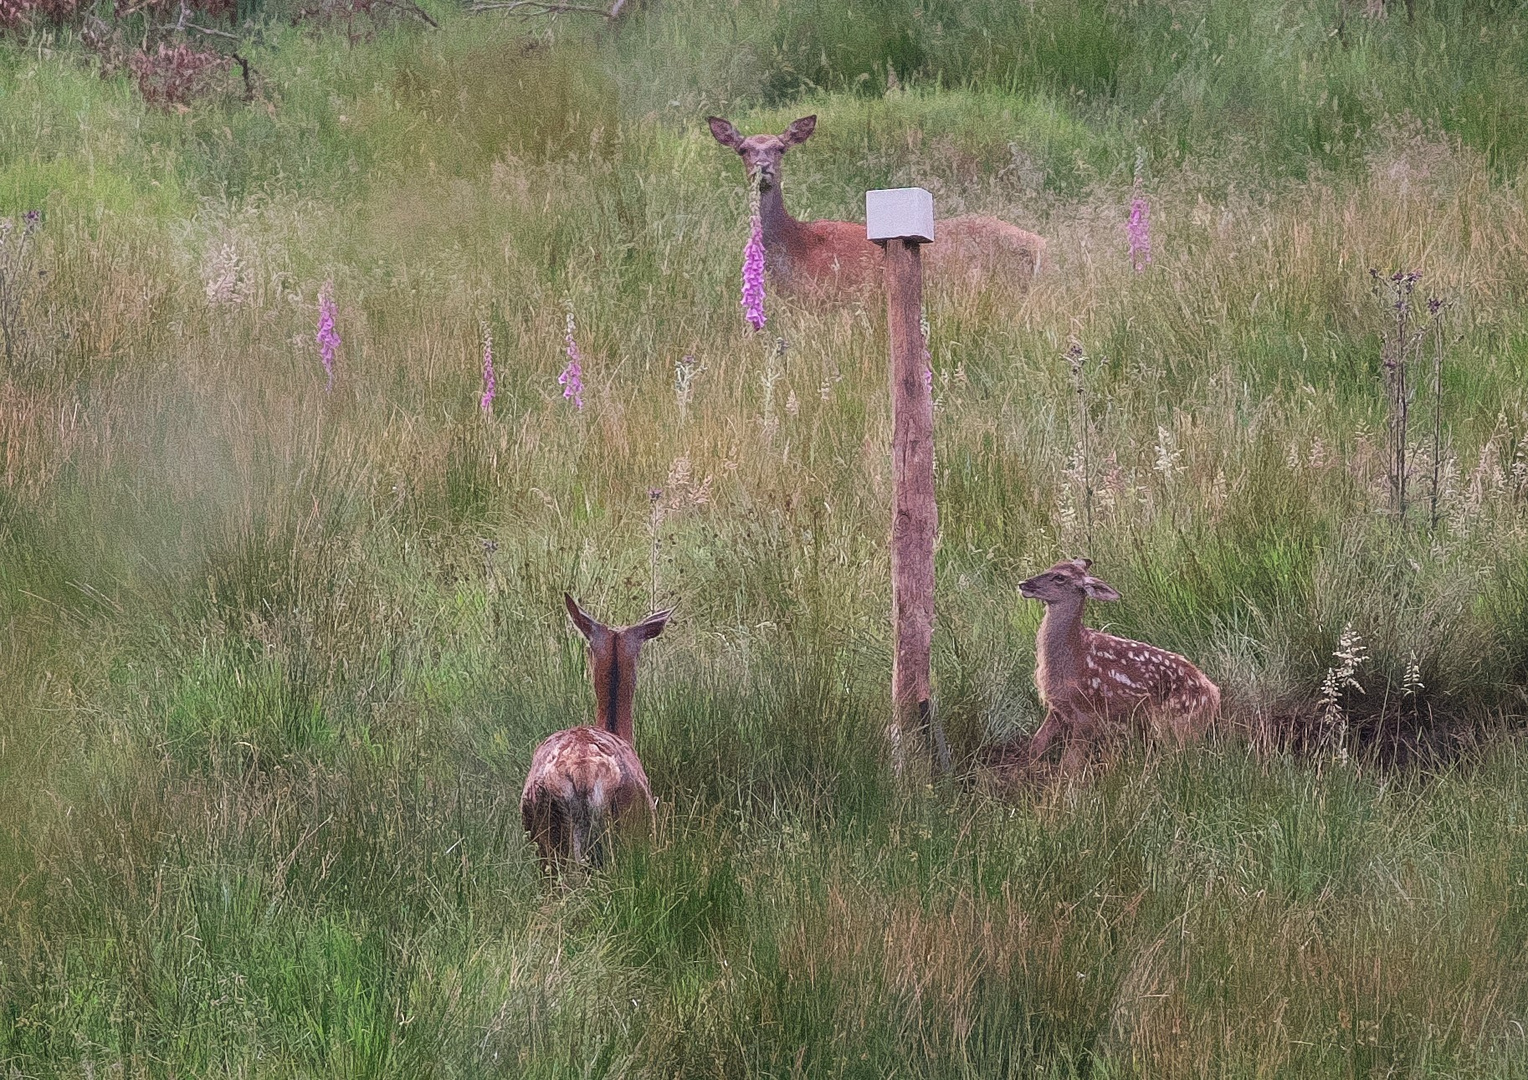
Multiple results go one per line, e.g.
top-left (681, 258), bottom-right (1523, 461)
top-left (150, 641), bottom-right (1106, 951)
top-left (629, 609), bottom-right (672, 642)
top-left (1070, 557), bottom-right (1093, 572)
top-left (1081, 577), bottom-right (1121, 602)
top-left (708, 116), bottom-right (744, 150)
top-left (565, 593), bottom-right (599, 640)
top-left (782, 115), bottom-right (817, 147)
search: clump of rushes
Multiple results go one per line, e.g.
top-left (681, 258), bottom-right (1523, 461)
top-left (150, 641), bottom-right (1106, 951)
top-left (759, 336), bottom-right (785, 440)
top-left (479, 320), bottom-right (496, 413)
top-left (0, 210), bottom-right (43, 372)
top-left (315, 280), bottom-right (339, 393)
top-left (1126, 192), bottom-right (1152, 272)
top-left (674, 353), bottom-right (701, 422)
top-left (204, 242), bottom-right (244, 307)
top-left (741, 180), bottom-right (766, 331)
top-left (559, 310), bottom-right (585, 409)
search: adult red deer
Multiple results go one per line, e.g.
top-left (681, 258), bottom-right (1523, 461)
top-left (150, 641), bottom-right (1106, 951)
top-left (1017, 559), bottom-right (1219, 775)
top-left (521, 594), bottom-right (671, 872)
top-left (708, 114), bottom-right (1046, 297)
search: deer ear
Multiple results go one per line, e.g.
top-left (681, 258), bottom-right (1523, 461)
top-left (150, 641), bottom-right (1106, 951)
top-left (708, 116), bottom-right (744, 150)
top-left (565, 593), bottom-right (599, 640)
top-left (1070, 557), bottom-right (1093, 572)
top-left (782, 115), bottom-right (817, 147)
top-left (1081, 578), bottom-right (1121, 602)
top-left (629, 609), bottom-right (672, 642)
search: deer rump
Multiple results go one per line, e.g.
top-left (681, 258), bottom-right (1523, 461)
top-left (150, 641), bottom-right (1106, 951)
top-left (520, 726), bottom-right (655, 866)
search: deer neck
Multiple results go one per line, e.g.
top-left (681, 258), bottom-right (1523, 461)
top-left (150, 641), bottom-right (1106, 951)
top-left (592, 649), bottom-right (638, 744)
top-left (758, 181), bottom-right (808, 251)
top-left (1036, 597), bottom-right (1087, 692)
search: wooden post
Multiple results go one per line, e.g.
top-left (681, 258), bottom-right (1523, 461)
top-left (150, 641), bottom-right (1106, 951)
top-left (868, 188), bottom-right (949, 778)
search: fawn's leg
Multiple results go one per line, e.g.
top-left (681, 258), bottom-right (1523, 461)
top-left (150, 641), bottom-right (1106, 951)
top-left (1025, 710), bottom-right (1066, 763)
top-left (1058, 713), bottom-right (1097, 778)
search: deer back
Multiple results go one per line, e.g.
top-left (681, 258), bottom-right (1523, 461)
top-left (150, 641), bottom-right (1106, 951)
top-left (776, 219), bottom-right (882, 296)
top-left (1060, 629), bottom-right (1219, 743)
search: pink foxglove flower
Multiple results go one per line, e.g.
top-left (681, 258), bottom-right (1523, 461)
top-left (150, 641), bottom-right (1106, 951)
top-left (315, 281), bottom-right (340, 392)
top-left (480, 321), bottom-right (496, 412)
top-left (1126, 194), bottom-right (1152, 272)
top-left (558, 311), bottom-right (585, 409)
top-left (741, 217), bottom-right (766, 331)
top-left (740, 183), bottom-right (766, 331)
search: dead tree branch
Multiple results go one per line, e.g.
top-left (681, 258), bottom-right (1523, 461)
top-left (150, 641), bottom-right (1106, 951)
top-left (171, 22), bottom-right (245, 40)
top-left (382, 0), bottom-right (439, 29)
top-left (467, 0), bottom-right (627, 17)
top-left (231, 50), bottom-right (254, 100)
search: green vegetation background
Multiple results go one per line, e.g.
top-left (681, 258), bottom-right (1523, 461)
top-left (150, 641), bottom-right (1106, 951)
top-left (3, 0), bottom-right (1528, 1074)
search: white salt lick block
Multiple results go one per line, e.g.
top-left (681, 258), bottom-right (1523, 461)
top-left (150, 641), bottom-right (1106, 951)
top-left (866, 187), bottom-right (935, 244)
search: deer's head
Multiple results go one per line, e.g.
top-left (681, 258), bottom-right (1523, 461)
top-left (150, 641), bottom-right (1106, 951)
top-left (565, 593), bottom-right (671, 740)
top-left (1018, 558), bottom-right (1121, 605)
top-left (707, 115), bottom-right (817, 192)
top-left (565, 593), bottom-right (670, 673)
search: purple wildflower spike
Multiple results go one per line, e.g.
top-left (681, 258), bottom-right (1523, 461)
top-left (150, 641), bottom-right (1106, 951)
top-left (1126, 194), bottom-right (1152, 272)
top-left (741, 214), bottom-right (766, 331)
top-left (315, 281), bottom-right (340, 392)
top-left (480, 321), bottom-right (496, 412)
top-left (559, 311), bottom-right (585, 409)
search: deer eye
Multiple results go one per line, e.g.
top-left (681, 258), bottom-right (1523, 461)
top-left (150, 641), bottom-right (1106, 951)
top-left (1050, 574), bottom-right (1065, 583)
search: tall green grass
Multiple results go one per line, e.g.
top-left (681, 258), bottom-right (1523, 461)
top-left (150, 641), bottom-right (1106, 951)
top-left (3, 1), bottom-right (1528, 1075)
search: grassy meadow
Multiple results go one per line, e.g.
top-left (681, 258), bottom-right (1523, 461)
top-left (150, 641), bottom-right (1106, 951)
top-left (4, 0), bottom-right (1528, 1074)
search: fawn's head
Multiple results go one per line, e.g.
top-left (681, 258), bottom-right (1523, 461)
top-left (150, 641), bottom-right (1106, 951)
top-left (1019, 558), bottom-right (1121, 606)
top-left (707, 115), bottom-right (817, 191)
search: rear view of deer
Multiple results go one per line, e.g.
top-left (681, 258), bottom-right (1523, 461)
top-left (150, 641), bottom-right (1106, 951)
top-left (521, 594), bottom-right (671, 873)
top-left (1018, 559), bottom-right (1219, 775)
top-left (708, 115), bottom-right (1046, 297)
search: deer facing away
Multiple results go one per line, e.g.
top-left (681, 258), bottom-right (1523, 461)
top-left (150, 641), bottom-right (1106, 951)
top-left (708, 115), bottom-right (1046, 297)
top-left (1018, 559), bottom-right (1219, 775)
top-left (520, 594), bottom-right (671, 872)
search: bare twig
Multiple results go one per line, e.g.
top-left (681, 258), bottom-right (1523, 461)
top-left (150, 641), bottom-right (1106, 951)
top-left (468, 0), bottom-right (626, 16)
top-left (163, 22), bottom-right (246, 40)
top-left (231, 50), bottom-right (254, 101)
top-left (381, 0), bottom-right (439, 29)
